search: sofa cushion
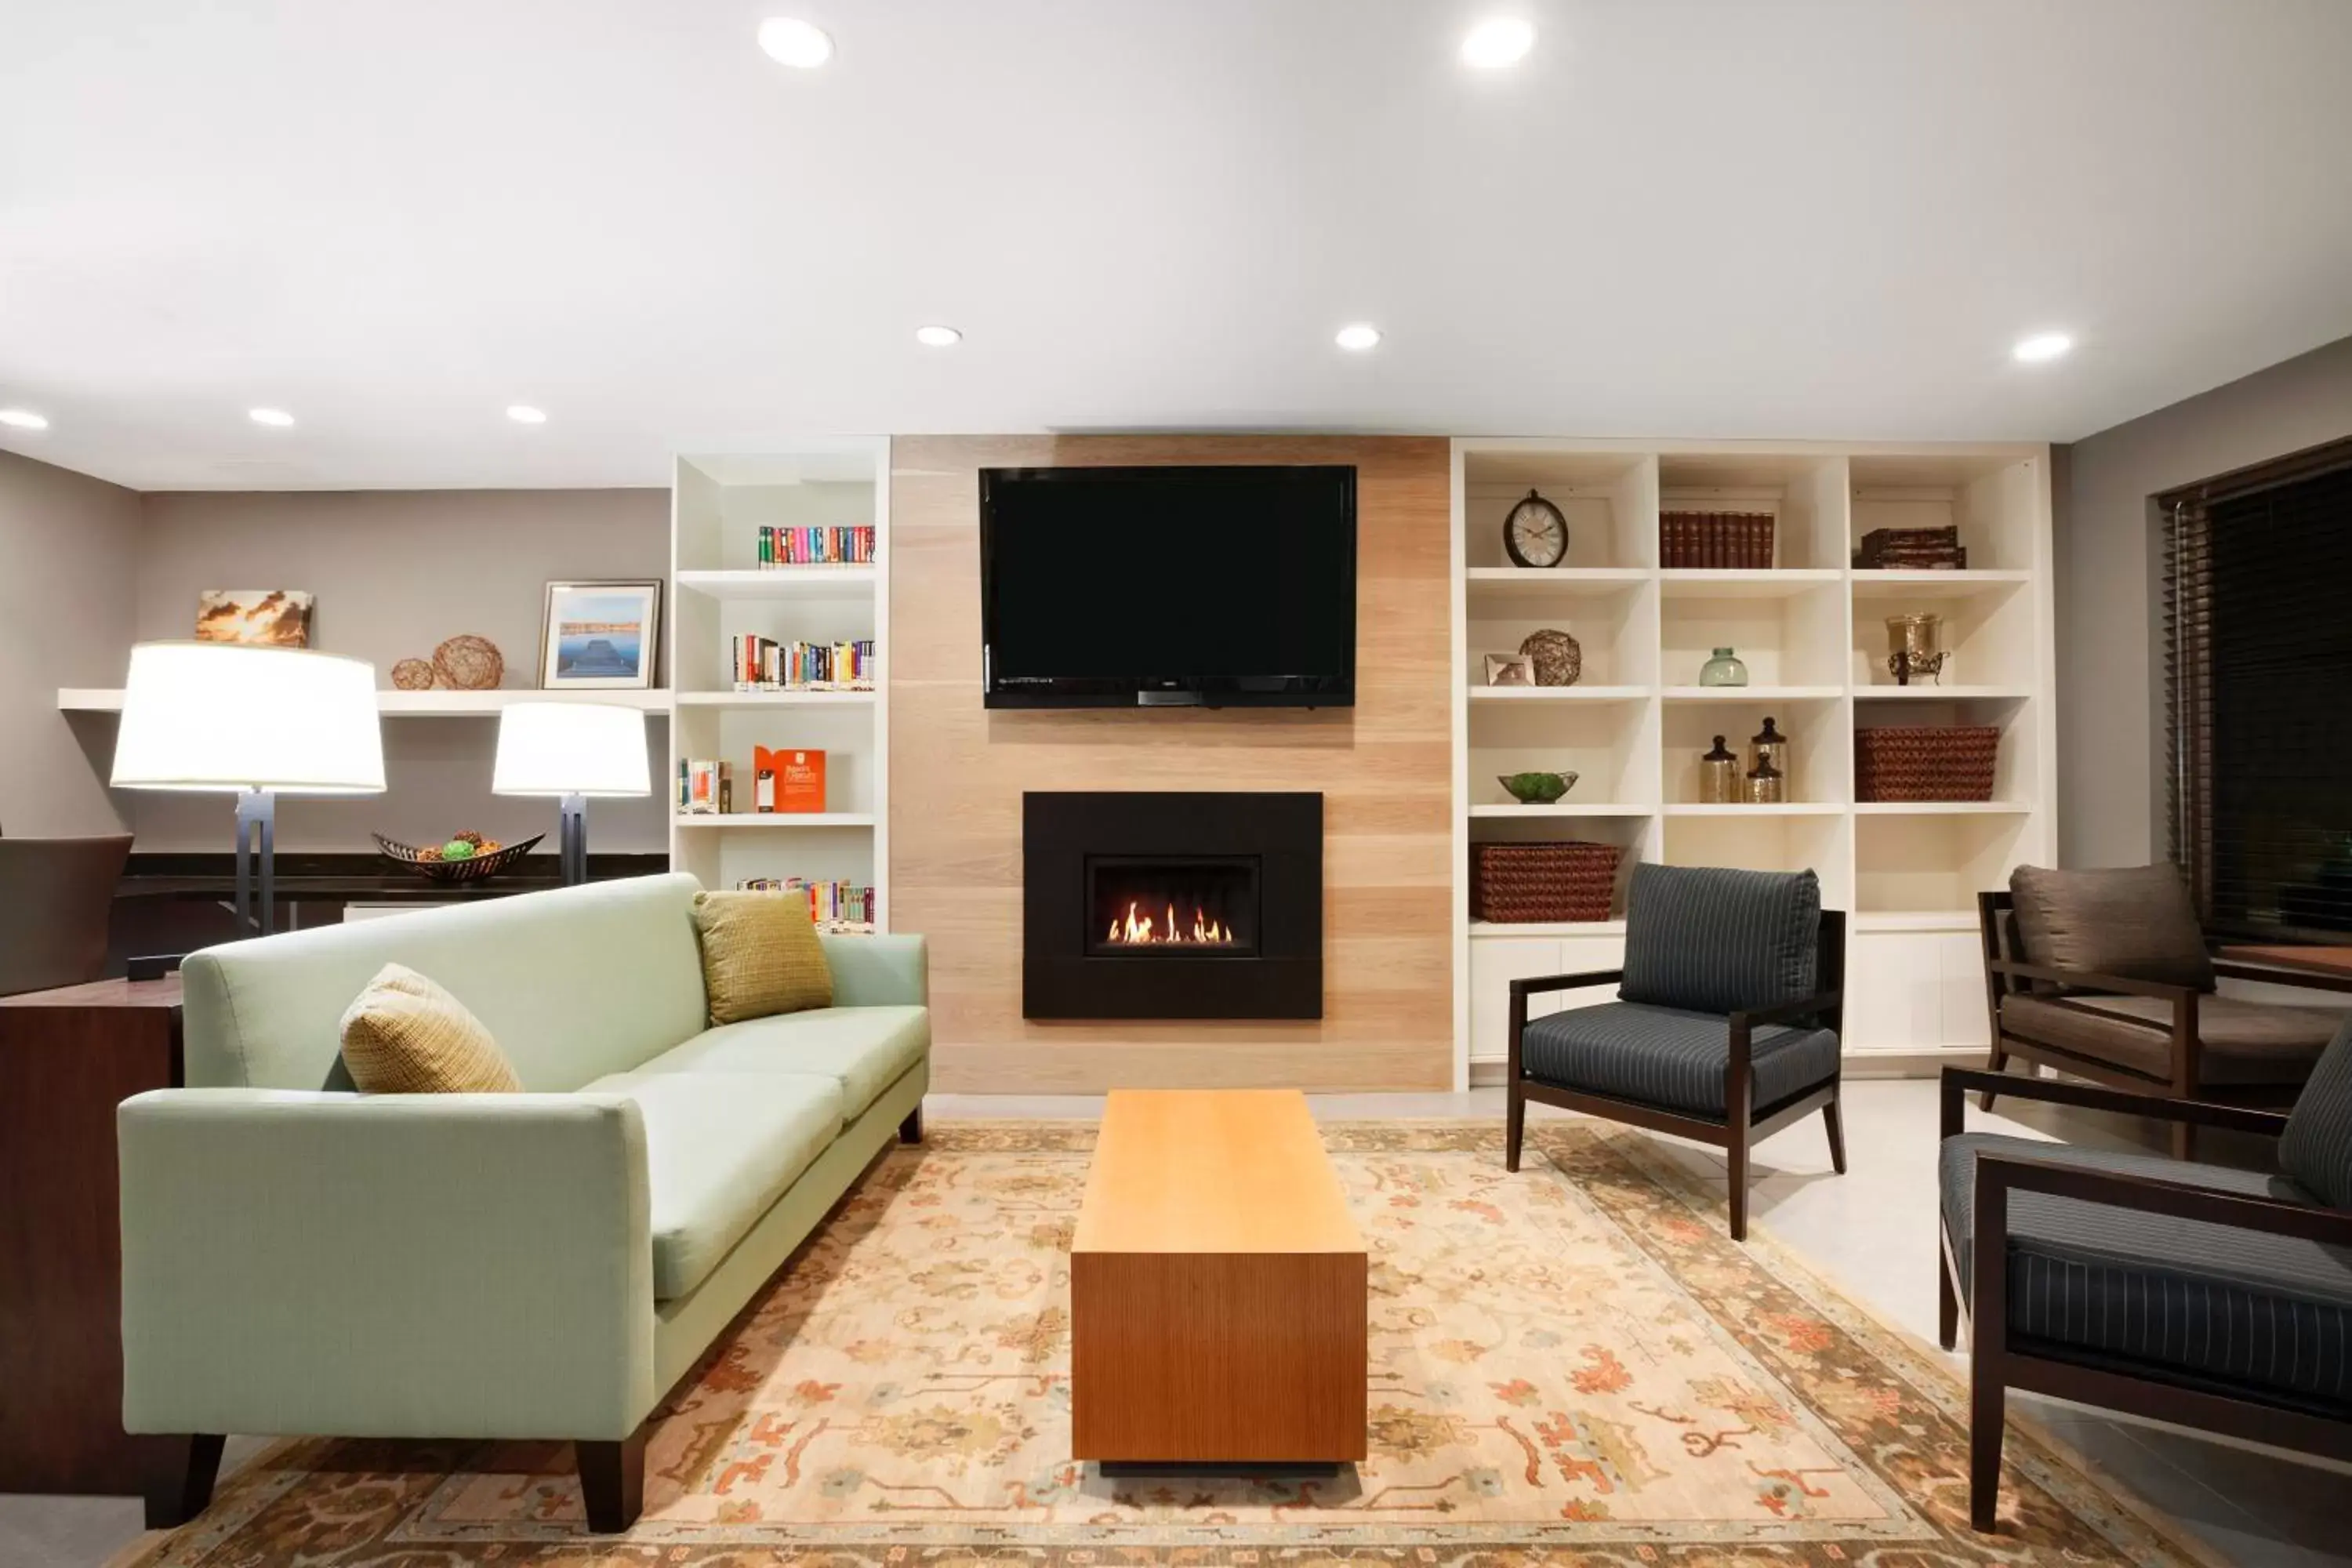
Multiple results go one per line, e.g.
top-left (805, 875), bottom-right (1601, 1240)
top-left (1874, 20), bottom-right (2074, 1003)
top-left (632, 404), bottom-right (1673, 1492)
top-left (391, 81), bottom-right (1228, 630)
top-left (1619, 864), bottom-right (1820, 1016)
top-left (2009, 864), bottom-right (2214, 992)
top-left (2283, 1014), bottom-right (2352, 1209)
top-left (1519, 1001), bottom-right (1838, 1119)
top-left (1998, 992), bottom-right (2341, 1087)
top-left (635, 1005), bottom-right (928, 1124)
top-left (691, 891), bottom-right (832, 1026)
top-left (1940, 1133), bottom-right (2351, 1414)
top-left (581, 1069), bottom-right (843, 1300)
top-left (336, 964), bottom-right (521, 1094)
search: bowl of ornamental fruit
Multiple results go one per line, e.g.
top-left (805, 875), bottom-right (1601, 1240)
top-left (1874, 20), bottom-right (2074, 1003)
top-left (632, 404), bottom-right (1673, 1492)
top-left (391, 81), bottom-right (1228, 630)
top-left (373, 829), bottom-right (545, 884)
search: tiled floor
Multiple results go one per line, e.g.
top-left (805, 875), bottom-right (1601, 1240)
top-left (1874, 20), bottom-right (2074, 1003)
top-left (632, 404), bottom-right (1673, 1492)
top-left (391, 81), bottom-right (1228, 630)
top-left (8, 1082), bottom-right (2347, 1566)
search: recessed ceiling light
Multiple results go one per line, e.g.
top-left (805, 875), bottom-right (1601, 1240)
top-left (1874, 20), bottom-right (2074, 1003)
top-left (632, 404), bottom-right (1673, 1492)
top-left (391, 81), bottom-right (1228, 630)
top-left (914, 325), bottom-right (962, 347)
top-left (757, 17), bottom-right (833, 68)
top-left (1334, 324), bottom-right (1383, 351)
top-left (2013, 332), bottom-right (2074, 363)
top-left (248, 407), bottom-right (295, 427)
top-left (1461, 17), bottom-right (1536, 68)
top-left (0, 408), bottom-right (49, 430)
top-left (506, 405), bottom-right (548, 424)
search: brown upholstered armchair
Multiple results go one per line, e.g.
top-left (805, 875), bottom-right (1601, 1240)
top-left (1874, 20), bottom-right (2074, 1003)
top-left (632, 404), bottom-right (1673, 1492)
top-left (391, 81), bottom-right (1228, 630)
top-left (1977, 866), bottom-right (2352, 1154)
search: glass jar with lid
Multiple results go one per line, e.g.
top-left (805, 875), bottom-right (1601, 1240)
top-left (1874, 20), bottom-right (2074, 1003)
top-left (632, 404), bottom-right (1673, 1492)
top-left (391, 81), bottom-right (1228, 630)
top-left (1698, 648), bottom-right (1748, 688)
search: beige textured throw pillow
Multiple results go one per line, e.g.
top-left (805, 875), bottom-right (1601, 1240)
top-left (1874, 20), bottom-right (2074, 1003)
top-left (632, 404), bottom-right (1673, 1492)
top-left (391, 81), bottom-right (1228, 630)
top-left (339, 963), bottom-right (522, 1094)
top-left (691, 890), bottom-right (833, 1025)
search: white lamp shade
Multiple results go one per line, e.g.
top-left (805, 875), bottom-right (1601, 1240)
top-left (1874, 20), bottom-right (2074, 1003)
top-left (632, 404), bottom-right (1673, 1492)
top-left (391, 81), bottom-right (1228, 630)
top-left (492, 702), bottom-right (651, 797)
top-left (111, 642), bottom-right (386, 794)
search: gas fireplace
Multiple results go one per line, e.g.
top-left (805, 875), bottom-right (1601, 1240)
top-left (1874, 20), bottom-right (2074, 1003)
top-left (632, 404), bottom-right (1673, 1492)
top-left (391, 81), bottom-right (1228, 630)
top-left (1024, 792), bottom-right (1322, 1019)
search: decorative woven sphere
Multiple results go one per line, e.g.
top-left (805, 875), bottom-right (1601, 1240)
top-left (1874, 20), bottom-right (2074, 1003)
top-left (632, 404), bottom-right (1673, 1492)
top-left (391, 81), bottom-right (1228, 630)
top-left (433, 635), bottom-right (503, 691)
top-left (1519, 627), bottom-right (1583, 687)
top-left (390, 657), bottom-right (436, 691)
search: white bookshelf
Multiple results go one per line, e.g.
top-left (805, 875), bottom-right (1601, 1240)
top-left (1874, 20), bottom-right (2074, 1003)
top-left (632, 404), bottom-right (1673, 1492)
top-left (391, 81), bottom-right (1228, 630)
top-left (670, 442), bottom-right (891, 927)
top-left (56, 688), bottom-right (673, 717)
top-left (1450, 439), bottom-right (2055, 1086)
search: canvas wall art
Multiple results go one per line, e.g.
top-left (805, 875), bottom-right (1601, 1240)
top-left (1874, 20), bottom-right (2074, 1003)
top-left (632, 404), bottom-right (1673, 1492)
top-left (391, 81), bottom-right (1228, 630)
top-left (194, 590), bottom-right (314, 647)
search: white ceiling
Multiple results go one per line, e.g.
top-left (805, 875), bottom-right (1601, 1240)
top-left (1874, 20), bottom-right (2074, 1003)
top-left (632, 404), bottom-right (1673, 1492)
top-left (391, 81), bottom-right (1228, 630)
top-left (4, 0), bottom-right (2351, 491)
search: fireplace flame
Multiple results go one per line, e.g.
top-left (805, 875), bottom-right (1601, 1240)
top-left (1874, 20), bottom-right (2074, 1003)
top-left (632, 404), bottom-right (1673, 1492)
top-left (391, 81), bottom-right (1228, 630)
top-left (1105, 898), bottom-right (1235, 946)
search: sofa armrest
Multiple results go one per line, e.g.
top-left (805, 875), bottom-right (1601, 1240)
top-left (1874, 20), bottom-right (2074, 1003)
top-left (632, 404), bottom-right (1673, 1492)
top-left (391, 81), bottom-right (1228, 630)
top-left (820, 932), bottom-right (929, 1007)
top-left (118, 1089), bottom-right (656, 1442)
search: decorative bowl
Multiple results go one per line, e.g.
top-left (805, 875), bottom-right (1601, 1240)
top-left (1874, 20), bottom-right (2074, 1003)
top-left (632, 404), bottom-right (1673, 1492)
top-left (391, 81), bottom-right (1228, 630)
top-left (1497, 771), bottom-right (1577, 805)
top-left (373, 832), bottom-right (545, 884)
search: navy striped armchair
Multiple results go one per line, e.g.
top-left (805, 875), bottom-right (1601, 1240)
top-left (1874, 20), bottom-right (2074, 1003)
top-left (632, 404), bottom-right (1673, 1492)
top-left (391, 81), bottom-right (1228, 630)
top-left (1506, 863), bottom-right (1846, 1240)
top-left (1937, 1020), bottom-right (2352, 1533)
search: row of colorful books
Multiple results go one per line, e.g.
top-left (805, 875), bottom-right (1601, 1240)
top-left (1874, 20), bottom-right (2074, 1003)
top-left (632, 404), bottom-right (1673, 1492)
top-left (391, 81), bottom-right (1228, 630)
top-left (678, 748), bottom-right (830, 815)
top-left (731, 636), bottom-right (876, 691)
top-left (1661, 510), bottom-right (1776, 569)
top-left (757, 525), bottom-right (875, 567)
top-left (736, 877), bottom-right (877, 933)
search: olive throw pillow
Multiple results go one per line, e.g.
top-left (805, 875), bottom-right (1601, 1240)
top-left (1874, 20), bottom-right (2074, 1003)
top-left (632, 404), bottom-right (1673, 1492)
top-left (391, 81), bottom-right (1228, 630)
top-left (338, 962), bottom-right (522, 1094)
top-left (691, 889), bottom-right (833, 1025)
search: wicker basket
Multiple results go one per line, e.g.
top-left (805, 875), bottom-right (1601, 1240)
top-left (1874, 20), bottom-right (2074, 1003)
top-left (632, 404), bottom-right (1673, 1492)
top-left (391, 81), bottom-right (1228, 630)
top-left (1471, 840), bottom-right (1622, 924)
top-left (1854, 725), bottom-right (2000, 802)
top-left (373, 832), bottom-right (546, 884)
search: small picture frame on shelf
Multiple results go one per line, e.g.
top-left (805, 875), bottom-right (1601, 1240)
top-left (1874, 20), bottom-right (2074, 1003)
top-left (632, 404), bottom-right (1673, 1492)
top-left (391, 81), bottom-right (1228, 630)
top-left (1483, 653), bottom-right (1534, 687)
top-left (540, 580), bottom-right (662, 690)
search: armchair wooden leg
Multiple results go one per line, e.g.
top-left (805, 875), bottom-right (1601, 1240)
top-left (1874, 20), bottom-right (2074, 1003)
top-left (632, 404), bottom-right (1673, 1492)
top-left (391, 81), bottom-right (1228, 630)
top-left (898, 1104), bottom-right (924, 1145)
top-left (1969, 1351), bottom-right (2005, 1532)
top-left (1977, 1043), bottom-right (2009, 1112)
top-left (141, 1433), bottom-right (223, 1530)
top-left (1504, 1083), bottom-right (1525, 1173)
top-left (1821, 1092), bottom-right (1847, 1175)
top-left (1726, 1108), bottom-right (1751, 1243)
top-left (1936, 1244), bottom-right (1959, 1352)
top-left (578, 1433), bottom-right (646, 1533)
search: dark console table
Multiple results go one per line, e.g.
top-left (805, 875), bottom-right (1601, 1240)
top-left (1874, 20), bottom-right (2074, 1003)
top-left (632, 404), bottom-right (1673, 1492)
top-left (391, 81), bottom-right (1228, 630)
top-left (0, 976), bottom-right (184, 1497)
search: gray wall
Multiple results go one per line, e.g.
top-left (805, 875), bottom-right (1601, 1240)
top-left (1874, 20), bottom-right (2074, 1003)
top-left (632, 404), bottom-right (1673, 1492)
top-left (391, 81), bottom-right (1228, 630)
top-left (0, 450), bottom-right (141, 836)
top-left (2060, 334), bottom-right (2352, 868)
top-left (128, 489), bottom-right (670, 854)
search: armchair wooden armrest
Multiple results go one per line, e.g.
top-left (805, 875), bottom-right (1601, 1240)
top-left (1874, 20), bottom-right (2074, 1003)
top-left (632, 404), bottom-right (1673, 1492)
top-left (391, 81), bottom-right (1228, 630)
top-left (2210, 960), bottom-right (2352, 996)
top-left (1973, 1149), bottom-right (2352, 1251)
top-left (1730, 990), bottom-right (1844, 1033)
top-left (1937, 1065), bottom-right (2292, 1141)
top-left (1508, 969), bottom-right (1624, 1000)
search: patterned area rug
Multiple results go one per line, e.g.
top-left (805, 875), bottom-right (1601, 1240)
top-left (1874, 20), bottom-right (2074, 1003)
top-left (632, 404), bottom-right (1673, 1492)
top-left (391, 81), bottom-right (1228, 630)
top-left (128, 1120), bottom-right (2212, 1567)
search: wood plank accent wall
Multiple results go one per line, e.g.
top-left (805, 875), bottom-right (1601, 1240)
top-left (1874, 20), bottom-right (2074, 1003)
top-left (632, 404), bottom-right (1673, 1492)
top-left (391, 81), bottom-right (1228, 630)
top-left (890, 436), bottom-right (1454, 1091)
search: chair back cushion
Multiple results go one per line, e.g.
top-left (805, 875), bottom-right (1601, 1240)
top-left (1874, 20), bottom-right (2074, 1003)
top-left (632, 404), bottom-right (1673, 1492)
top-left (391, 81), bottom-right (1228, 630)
top-left (2008, 864), bottom-right (2213, 991)
top-left (2282, 1014), bottom-right (2352, 1210)
top-left (1620, 863), bottom-right (1820, 1016)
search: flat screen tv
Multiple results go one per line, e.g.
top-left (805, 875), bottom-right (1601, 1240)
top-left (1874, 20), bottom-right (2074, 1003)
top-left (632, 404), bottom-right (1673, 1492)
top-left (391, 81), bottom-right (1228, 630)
top-left (980, 464), bottom-right (1356, 709)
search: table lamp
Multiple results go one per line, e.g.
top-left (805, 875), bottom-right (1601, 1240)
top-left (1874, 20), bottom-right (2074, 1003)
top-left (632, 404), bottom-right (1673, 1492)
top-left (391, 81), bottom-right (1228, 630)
top-left (110, 643), bottom-right (387, 937)
top-left (492, 702), bottom-right (651, 886)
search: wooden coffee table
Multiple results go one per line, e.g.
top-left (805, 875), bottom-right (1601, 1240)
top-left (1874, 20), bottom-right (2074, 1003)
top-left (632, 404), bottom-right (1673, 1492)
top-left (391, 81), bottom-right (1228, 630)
top-left (1070, 1089), bottom-right (1367, 1467)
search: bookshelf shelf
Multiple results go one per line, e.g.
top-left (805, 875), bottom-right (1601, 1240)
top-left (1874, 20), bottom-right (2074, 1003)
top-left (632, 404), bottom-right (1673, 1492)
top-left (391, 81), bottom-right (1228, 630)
top-left (673, 812), bottom-right (876, 829)
top-left (58, 688), bottom-right (674, 717)
top-left (1471, 918), bottom-right (1628, 939)
top-left (673, 689), bottom-right (877, 709)
top-left (1451, 438), bottom-right (2054, 1081)
top-left (675, 567), bottom-right (877, 602)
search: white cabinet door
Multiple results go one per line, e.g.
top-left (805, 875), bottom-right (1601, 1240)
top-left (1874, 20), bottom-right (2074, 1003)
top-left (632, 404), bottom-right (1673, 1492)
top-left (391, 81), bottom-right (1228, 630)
top-left (1843, 931), bottom-right (1941, 1051)
top-left (1936, 931), bottom-right (1992, 1049)
top-left (1469, 938), bottom-right (1563, 1065)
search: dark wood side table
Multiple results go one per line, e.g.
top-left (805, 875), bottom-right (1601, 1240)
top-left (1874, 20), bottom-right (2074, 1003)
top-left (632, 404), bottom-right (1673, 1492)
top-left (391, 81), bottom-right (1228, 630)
top-left (0, 976), bottom-right (183, 1497)
top-left (2220, 944), bottom-right (2352, 980)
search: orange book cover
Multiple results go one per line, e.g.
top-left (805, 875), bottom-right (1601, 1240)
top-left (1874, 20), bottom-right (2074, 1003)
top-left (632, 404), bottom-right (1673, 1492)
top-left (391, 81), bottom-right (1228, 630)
top-left (754, 746), bottom-right (826, 813)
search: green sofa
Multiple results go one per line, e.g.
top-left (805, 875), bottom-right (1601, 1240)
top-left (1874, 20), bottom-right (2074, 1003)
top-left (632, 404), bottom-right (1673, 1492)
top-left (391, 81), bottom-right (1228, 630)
top-left (116, 873), bottom-right (927, 1531)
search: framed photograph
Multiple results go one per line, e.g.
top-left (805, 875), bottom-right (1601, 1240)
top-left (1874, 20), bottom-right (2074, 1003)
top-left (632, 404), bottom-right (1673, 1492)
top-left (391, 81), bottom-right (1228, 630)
top-left (195, 590), bottom-right (313, 648)
top-left (1484, 653), bottom-right (1534, 687)
top-left (540, 580), bottom-right (662, 690)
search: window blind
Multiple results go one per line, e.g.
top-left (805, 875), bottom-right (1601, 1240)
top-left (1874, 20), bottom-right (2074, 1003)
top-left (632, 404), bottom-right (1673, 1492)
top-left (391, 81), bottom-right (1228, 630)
top-left (2164, 448), bottom-right (2352, 941)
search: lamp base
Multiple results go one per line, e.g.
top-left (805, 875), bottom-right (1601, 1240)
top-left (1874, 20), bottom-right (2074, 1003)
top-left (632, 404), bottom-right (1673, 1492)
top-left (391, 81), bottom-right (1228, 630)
top-left (559, 793), bottom-right (589, 887)
top-left (234, 789), bottom-right (277, 937)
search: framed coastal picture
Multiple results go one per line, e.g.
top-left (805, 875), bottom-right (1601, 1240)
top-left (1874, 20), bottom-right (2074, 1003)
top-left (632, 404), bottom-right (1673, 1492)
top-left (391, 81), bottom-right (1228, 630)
top-left (540, 580), bottom-right (661, 690)
top-left (195, 589), bottom-right (313, 647)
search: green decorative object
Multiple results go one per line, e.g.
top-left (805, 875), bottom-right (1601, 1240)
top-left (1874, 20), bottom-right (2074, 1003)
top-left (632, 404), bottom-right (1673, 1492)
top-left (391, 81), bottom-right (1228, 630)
top-left (441, 839), bottom-right (477, 861)
top-left (1497, 771), bottom-right (1578, 805)
top-left (1698, 647), bottom-right (1749, 687)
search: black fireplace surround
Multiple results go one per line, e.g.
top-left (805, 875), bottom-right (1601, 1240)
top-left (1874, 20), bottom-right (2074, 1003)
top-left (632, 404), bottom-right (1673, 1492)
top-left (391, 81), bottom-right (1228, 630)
top-left (1022, 791), bottom-right (1323, 1020)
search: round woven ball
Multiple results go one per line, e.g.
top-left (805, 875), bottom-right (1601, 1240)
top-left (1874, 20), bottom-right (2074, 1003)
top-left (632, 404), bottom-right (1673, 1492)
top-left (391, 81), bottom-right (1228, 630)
top-left (1519, 627), bottom-right (1583, 687)
top-left (433, 634), bottom-right (503, 691)
top-left (391, 658), bottom-right (436, 691)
